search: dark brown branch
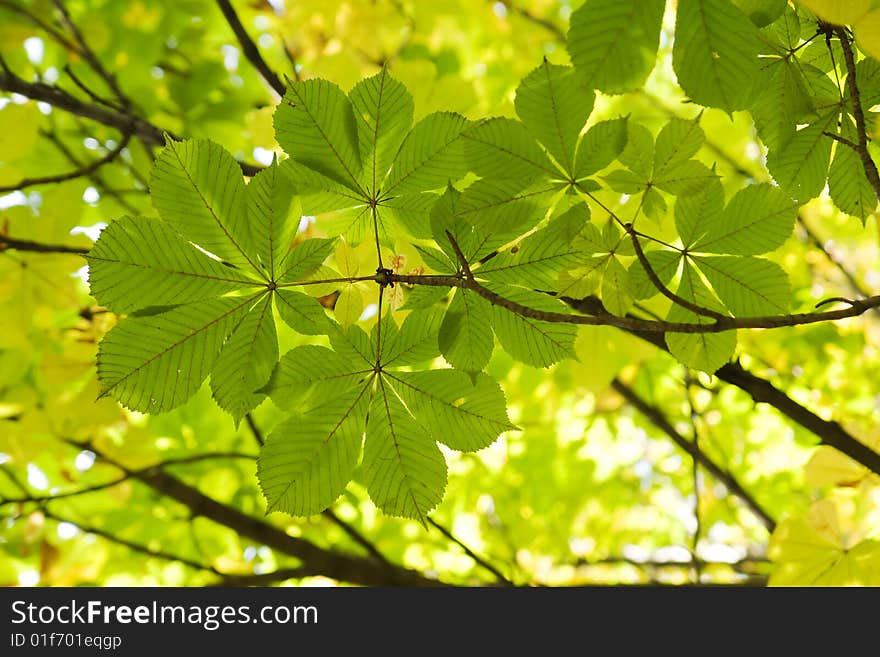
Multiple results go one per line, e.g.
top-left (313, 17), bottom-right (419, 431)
top-left (626, 226), bottom-right (725, 320)
top-left (0, 132), bottom-right (131, 193)
top-left (564, 296), bottom-right (880, 476)
top-left (39, 508), bottom-right (218, 574)
top-left (215, 0), bottom-right (286, 97)
top-left (42, 129), bottom-right (141, 215)
top-left (388, 272), bottom-right (880, 333)
top-left (51, 0), bottom-right (130, 106)
top-left (244, 412), bottom-right (264, 447)
top-left (80, 442), bottom-right (450, 586)
top-left (0, 67), bottom-right (262, 177)
top-left (209, 567), bottom-right (312, 586)
top-left (611, 378), bottom-right (776, 532)
top-left (428, 517), bottom-right (514, 586)
top-left (0, 236), bottom-right (89, 255)
top-left (823, 130), bottom-right (859, 151)
top-left (322, 509), bottom-right (393, 567)
top-left (835, 27), bottom-right (880, 202)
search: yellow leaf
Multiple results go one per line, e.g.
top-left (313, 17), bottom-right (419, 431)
top-left (804, 434), bottom-right (880, 487)
top-left (796, 0), bottom-right (874, 25)
top-left (335, 286), bottom-right (364, 328)
top-left (855, 10), bottom-right (880, 59)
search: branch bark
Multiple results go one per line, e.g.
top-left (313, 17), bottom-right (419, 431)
top-left (835, 27), bottom-right (880, 202)
top-left (215, 0), bottom-right (286, 97)
top-left (564, 296), bottom-right (880, 477)
top-left (0, 67), bottom-right (263, 177)
top-left (611, 378), bottom-right (776, 532)
top-left (82, 443), bottom-right (451, 587)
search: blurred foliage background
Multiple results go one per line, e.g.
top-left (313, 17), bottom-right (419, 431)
top-left (0, 0), bottom-right (878, 587)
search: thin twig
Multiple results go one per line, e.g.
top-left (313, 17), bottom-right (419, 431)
top-left (627, 225), bottom-right (725, 320)
top-left (835, 27), bottom-right (880, 202)
top-left (0, 132), bottom-right (131, 193)
top-left (322, 509), bottom-right (393, 567)
top-left (427, 517), bottom-right (514, 586)
top-left (611, 377), bottom-right (777, 532)
top-left (51, 0), bottom-right (131, 106)
top-left (215, 0), bottom-right (286, 97)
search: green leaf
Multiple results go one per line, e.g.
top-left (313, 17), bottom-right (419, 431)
top-left (603, 168), bottom-right (646, 193)
top-left (210, 294), bottom-right (277, 425)
top-left (246, 161), bottom-right (302, 279)
top-left (574, 117), bottom-right (629, 179)
top-left (267, 345), bottom-right (371, 411)
top-left (666, 262), bottom-right (736, 372)
top-left (515, 61), bottom-right (594, 175)
top-left (618, 122), bottom-right (654, 178)
top-left (629, 249), bottom-right (682, 300)
top-left (489, 286), bottom-right (577, 368)
top-left (150, 138), bottom-right (255, 270)
top-left (274, 289), bottom-right (332, 335)
top-left (765, 112), bottom-right (836, 202)
top-left (389, 370), bottom-right (515, 451)
top-left (97, 296), bottom-right (254, 413)
top-left (654, 117), bottom-right (705, 177)
top-left (567, 0), bottom-right (664, 94)
top-left (258, 385), bottom-right (369, 516)
top-left (456, 177), bottom-right (557, 235)
top-left (382, 111), bottom-right (469, 196)
top-left (439, 289), bottom-right (494, 373)
top-left (275, 238), bottom-right (336, 284)
top-left (379, 309), bottom-right (442, 367)
top-left (349, 68), bottom-right (414, 196)
top-left (693, 183), bottom-right (797, 255)
top-left (381, 192), bottom-right (438, 239)
top-left (280, 159), bottom-right (363, 215)
top-left (463, 117), bottom-right (556, 180)
top-left (600, 256), bottom-right (634, 316)
top-left (479, 204), bottom-right (589, 289)
top-left (733, 0), bottom-right (787, 26)
top-left (653, 160), bottom-right (718, 196)
top-left (274, 79), bottom-right (364, 194)
top-left (675, 178), bottom-right (725, 248)
top-left (87, 215), bottom-right (255, 314)
top-left (828, 117), bottom-right (878, 222)
top-left (673, 0), bottom-right (762, 111)
top-left (694, 255), bottom-right (791, 316)
top-left (364, 380), bottom-right (447, 522)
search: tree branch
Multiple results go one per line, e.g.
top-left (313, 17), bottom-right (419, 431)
top-left (626, 225), bottom-right (725, 320)
top-left (835, 27), bottom-right (880, 202)
top-left (79, 442), bottom-right (450, 586)
top-left (0, 66), bottom-right (262, 177)
top-left (388, 271), bottom-right (880, 333)
top-left (0, 236), bottom-right (89, 255)
top-left (611, 378), bottom-right (776, 532)
top-left (428, 517), bottom-right (514, 586)
top-left (51, 0), bottom-right (131, 107)
top-left (215, 0), bottom-right (285, 97)
top-left (563, 295), bottom-right (880, 476)
top-left (0, 132), bottom-right (131, 194)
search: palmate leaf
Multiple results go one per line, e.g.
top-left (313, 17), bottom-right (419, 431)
top-left (462, 117), bottom-right (557, 180)
top-left (260, 323), bottom-right (513, 521)
top-left (92, 138), bottom-right (339, 418)
top-left (828, 116), bottom-right (879, 222)
top-left (765, 111), bottom-right (837, 202)
top-left (439, 289), bottom-right (495, 373)
top-left (274, 71), bottom-right (471, 245)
